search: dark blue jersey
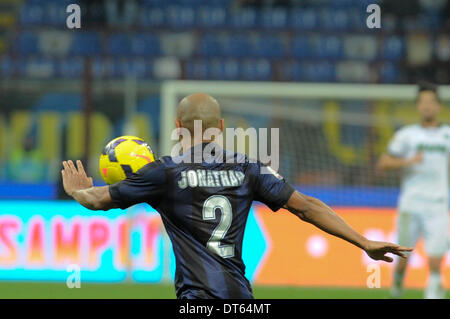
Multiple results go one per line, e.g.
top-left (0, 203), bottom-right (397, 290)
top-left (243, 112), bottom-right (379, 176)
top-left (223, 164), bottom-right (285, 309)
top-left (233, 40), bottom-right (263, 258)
top-left (109, 143), bottom-right (295, 299)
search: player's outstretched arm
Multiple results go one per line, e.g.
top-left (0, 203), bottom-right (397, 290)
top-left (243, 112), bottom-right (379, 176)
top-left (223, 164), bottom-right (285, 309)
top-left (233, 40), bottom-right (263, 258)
top-left (283, 191), bottom-right (413, 262)
top-left (61, 160), bottom-right (117, 211)
top-left (377, 152), bottom-right (422, 171)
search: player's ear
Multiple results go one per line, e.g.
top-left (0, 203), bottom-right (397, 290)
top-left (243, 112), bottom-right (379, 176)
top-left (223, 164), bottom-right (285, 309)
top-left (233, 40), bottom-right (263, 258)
top-left (219, 119), bottom-right (224, 132)
top-left (175, 119), bottom-right (183, 133)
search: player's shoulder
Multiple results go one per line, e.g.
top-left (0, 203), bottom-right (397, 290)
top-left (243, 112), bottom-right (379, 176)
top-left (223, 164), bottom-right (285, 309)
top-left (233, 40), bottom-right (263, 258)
top-left (118, 158), bottom-right (166, 185)
top-left (224, 149), bottom-right (252, 166)
top-left (231, 152), bottom-right (280, 178)
top-left (154, 156), bottom-right (176, 169)
top-left (222, 149), bottom-right (267, 178)
top-left (396, 123), bottom-right (450, 135)
top-left (394, 124), bottom-right (421, 136)
top-left (135, 157), bottom-right (166, 174)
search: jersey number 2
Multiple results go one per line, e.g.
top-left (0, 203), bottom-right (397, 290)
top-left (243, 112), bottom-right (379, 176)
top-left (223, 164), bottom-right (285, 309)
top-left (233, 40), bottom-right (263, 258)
top-left (202, 195), bottom-right (235, 258)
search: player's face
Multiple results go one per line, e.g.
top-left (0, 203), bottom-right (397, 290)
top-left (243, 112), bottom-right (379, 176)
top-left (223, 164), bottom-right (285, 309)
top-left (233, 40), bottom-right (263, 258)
top-left (417, 91), bottom-right (441, 122)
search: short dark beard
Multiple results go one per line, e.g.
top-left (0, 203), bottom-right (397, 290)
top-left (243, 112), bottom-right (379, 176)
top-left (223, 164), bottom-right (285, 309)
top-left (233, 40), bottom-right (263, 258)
top-left (421, 117), bottom-right (439, 127)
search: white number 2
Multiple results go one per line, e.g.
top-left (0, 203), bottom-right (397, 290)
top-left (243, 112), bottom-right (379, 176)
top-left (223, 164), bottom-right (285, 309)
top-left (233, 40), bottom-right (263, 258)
top-left (202, 195), bottom-right (235, 258)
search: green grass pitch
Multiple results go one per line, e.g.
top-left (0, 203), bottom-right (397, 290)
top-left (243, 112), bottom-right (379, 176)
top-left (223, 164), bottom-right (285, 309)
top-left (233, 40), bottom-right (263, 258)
top-left (0, 282), bottom-right (448, 299)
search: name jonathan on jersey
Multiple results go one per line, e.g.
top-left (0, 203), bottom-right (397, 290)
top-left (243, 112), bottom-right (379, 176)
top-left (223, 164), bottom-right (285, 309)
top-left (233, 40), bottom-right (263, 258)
top-left (178, 169), bottom-right (245, 189)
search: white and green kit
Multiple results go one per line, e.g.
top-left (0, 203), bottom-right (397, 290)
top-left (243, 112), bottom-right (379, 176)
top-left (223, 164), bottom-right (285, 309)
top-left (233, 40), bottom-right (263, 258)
top-left (388, 124), bottom-right (450, 257)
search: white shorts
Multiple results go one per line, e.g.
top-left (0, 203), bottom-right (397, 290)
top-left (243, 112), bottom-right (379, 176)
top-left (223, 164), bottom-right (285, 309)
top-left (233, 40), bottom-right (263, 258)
top-left (397, 208), bottom-right (449, 257)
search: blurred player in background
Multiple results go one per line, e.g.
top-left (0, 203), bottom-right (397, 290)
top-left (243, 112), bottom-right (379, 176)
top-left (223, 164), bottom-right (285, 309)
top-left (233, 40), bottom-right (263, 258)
top-left (61, 93), bottom-right (412, 299)
top-left (378, 83), bottom-right (449, 299)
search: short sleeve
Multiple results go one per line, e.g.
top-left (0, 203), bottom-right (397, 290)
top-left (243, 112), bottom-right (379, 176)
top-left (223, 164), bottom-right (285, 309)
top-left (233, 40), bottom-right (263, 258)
top-left (109, 160), bottom-right (166, 209)
top-left (387, 129), bottom-right (409, 158)
top-left (251, 162), bottom-right (296, 212)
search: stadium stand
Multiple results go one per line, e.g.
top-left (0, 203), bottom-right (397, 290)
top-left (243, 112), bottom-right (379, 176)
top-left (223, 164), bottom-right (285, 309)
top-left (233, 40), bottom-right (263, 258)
top-left (1, 0), bottom-right (448, 83)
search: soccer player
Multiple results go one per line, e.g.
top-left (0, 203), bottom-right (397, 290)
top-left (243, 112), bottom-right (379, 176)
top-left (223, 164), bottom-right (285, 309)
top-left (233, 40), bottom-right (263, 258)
top-left (378, 83), bottom-right (449, 299)
top-left (61, 93), bottom-right (412, 299)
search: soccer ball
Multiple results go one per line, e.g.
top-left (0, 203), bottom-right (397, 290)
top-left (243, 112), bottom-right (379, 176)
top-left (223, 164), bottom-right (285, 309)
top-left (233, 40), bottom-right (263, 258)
top-left (99, 136), bottom-right (155, 185)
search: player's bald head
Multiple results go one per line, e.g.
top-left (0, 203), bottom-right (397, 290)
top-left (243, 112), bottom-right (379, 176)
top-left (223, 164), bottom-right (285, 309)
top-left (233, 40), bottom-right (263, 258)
top-left (177, 93), bottom-right (222, 133)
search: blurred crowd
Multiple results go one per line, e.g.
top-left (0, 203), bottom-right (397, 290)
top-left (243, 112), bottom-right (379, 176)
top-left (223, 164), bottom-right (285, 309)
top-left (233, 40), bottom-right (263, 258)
top-left (0, 0), bottom-right (448, 83)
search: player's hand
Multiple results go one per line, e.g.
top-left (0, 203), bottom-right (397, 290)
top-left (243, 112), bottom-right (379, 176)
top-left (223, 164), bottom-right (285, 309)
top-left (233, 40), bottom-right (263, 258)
top-left (407, 152), bottom-right (423, 166)
top-left (61, 160), bottom-right (94, 197)
top-left (363, 240), bottom-right (413, 263)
